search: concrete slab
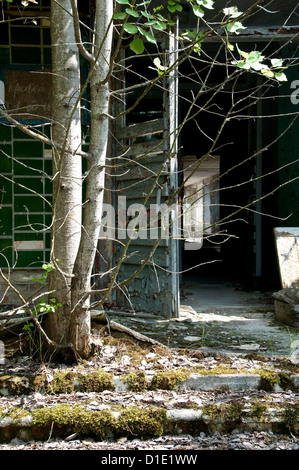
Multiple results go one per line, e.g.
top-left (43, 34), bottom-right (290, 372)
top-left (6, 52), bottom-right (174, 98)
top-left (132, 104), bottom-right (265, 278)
top-left (179, 277), bottom-right (299, 357)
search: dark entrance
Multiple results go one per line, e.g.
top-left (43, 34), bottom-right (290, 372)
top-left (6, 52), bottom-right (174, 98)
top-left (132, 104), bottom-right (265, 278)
top-left (178, 44), bottom-right (279, 291)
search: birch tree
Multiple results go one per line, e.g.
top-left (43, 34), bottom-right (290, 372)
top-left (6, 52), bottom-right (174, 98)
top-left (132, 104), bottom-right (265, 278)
top-left (47, 0), bottom-right (114, 357)
top-left (47, 0), bottom-right (83, 355)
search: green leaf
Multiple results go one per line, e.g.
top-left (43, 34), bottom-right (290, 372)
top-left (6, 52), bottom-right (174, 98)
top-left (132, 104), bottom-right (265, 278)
top-left (226, 39), bottom-right (234, 51)
top-left (113, 12), bottom-right (127, 20)
top-left (138, 27), bottom-right (157, 44)
top-left (147, 20), bottom-right (167, 31)
top-left (247, 51), bottom-right (263, 62)
top-left (150, 57), bottom-right (168, 75)
top-left (198, 0), bottom-right (214, 9)
top-left (236, 61), bottom-right (250, 69)
top-left (236, 45), bottom-right (248, 60)
top-left (141, 11), bottom-right (154, 19)
top-left (271, 58), bottom-right (284, 68)
top-left (130, 38), bottom-right (145, 54)
top-left (156, 13), bottom-right (168, 22)
top-left (227, 21), bottom-right (246, 34)
top-left (223, 6), bottom-right (242, 18)
top-left (124, 23), bottom-right (138, 34)
top-left (192, 5), bottom-right (204, 17)
top-left (125, 8), bottom-right (140, 18)
top-left (275, 72), bottom-right (287, 82)
top-left (167, 0), bottom-right (182, 13)
top-left (115, 0), bottom-right (131, 4)
top-left (153, 57), bottom-right (166, 69)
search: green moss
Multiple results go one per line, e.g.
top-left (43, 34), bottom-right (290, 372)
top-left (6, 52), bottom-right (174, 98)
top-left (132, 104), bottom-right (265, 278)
top-left (79, 369), bottom-right (114, 392)
top-left (33, 404), bottom-right (117, 439)
top-left (0, 405), bottom-right (30, 421)
top-left (203, 401), bottom-right (243, 423)
top-left (151, 369), bottom-right (190, 390)
top-left (278, 372), bottom-right (297, 391)
top-left (257, 369), bottom-right (296, 392)
top-left (121, 371), bottom-right (149, 392)
top-left (117, 406), bottom-right (168, 437)
top-left (243, 353), bottom-right (269, 362)
top-left (31, 404), bottom-right (167, 439)
top-left (250, 400), bottom-right (269, 420)
top-left (258, 369), bottom-right (281, 392)
top-left (32, 404), bottom-right (77, 427)
top-left (282, 404), bottom-right (299, 432)
top-left (191, 365), bottom-right (238, 376)
top-left (0, 375), bottom-right (31, 395)
top-left (34, 370), bottom-right (74, 394)
top-left (201, 401), bottom-right (244, 434)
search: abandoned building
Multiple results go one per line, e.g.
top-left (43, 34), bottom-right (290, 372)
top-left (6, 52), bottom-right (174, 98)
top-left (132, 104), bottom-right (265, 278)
top-left (0, 0), bottom-right (299, 319)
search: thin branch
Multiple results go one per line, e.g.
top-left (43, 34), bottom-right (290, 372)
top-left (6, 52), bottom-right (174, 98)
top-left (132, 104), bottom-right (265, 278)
top-left (70, 0), bottom-right (95, 64)
top-left (0, 107), bottom-right (91, 160)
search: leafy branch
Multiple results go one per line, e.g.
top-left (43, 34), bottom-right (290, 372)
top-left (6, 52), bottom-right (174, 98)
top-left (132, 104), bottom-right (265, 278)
top-left (233, 46), bottom-right (288, 82)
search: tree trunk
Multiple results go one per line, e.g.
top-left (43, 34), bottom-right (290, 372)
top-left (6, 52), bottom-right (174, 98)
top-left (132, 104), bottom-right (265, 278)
top-left (47, 0), bottom-right (82, 348)
top-left (70, 0), bottom-right (113, 355)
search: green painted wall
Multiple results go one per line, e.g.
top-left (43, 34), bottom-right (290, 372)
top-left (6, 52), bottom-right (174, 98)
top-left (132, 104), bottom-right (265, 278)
top-left (0, 1), bottom-right (52, 269)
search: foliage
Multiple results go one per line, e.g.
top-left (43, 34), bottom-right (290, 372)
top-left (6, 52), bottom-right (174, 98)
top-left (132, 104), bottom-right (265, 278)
top-left (114, 0), bottom-right (211, 57)
top-left (113, 0), bottom-right (288, 83)
top-left (234, 46), bottom-right (288, 82)
top-left (32, 261), bottom-right (56, 285)
top-left (21, 261), bottom-right (62, 358)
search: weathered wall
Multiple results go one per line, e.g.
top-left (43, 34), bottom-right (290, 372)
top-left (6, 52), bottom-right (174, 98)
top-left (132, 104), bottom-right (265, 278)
top-left (0, 269), bottom-right (45, 306)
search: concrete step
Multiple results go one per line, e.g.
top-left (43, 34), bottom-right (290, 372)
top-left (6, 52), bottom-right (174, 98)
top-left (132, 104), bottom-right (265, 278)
top-left (0, 389), bottom-right (298, 442)
top-left (0, 365), bottom-right (298, 443)
top-left (1, 364), bottom-right (299, 396)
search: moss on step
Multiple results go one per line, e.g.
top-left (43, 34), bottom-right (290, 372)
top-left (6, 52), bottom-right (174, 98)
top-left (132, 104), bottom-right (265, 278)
top-left (31, 404), bottom-right (167, 440)
top-left (78, 370), bottom-right (114, 392)
top-left (257, 369), bottom-right (297, 392)
top-left (121, 371), bottom-right (149, 392)
top-left (151, 369), bottom-right (190, 390)
top-left (117, 406), bottom-right (167, 437)
top-left (203, 401), bottom-right (243, 422)
top-left (250, 400), bottom-right (269, 420)
top-left (33, 369), bottom-right (114, 394)
top-left (0, 405), bottom-right (30, 421)
top-left (33, 371), bottom-right (75, 394)
top-left (0, 375), bottom-right (31, 396)
top-left (282, 404), bottom-right (299, 433)
top-left (202, 401), bottom-right (243, 433)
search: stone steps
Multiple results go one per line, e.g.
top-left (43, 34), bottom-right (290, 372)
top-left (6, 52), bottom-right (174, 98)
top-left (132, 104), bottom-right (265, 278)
top-left (0, 366), bottom-right (299, 443)
top-left (0, 389), bottom-right (298, 443)
top-left (1, 368), bottom-right (299, 396)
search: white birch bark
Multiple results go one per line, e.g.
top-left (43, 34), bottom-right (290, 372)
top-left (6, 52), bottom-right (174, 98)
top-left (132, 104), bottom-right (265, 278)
top-left (48, 0), bottom-right (82, 346)
top-left (70, 0), bottom-right (113, 354)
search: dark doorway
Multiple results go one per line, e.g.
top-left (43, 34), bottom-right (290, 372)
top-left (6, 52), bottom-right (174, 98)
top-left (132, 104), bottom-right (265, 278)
top-left (178, 51), bottom-right (261, 288)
